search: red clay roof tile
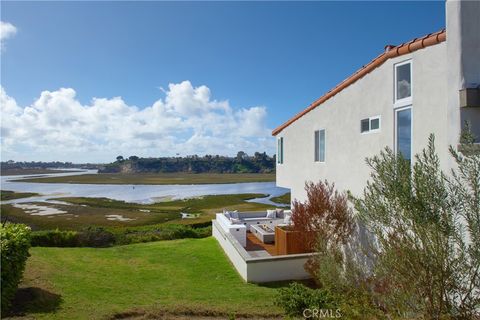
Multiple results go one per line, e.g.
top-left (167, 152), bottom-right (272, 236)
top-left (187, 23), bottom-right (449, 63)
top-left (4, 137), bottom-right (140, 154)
top-left (272, 29), bottom-right (446, 136)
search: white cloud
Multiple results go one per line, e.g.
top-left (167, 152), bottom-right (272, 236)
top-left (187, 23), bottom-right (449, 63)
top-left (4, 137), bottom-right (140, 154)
top-left (0, 21), bottom-right (17, 50)
top-left (0, 81), bottom-right (274, 162)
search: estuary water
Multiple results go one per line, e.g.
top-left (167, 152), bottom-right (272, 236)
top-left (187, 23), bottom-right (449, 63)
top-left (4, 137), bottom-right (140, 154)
top-left (1, 169), bottom-right (289, 206)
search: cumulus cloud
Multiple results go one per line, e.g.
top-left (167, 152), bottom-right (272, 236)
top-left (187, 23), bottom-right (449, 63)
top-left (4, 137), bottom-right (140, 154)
top-left (0, 81), bottom-right (274, 162)
top-left (0, 21), bottom-right (17, 50)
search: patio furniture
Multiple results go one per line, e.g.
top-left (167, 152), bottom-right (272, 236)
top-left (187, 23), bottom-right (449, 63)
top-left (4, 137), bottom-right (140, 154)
top-left (215, 209), bottom-right (292, 247)
top-left (250, 224), bottom-right (275, 244)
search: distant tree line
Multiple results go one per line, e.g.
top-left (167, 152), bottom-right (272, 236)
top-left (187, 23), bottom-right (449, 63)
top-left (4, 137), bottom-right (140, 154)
top-left (100, 151), bottom-right (276, 174)
top-left (0, 161), bottom-right (99, 170)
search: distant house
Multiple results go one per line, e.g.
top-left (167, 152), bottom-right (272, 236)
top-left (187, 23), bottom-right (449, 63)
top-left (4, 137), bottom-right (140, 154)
top-left (273, 0), bottom-right (480, 203)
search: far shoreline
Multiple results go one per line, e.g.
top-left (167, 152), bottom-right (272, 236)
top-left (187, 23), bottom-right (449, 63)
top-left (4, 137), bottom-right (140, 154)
top-left (10, 172), bottom-right (277, 185)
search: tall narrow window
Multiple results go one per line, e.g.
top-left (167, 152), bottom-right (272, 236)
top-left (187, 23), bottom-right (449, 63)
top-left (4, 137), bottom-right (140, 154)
top-left (277, 137), bottom-right (284, 164)
top-left (396, 108), bottom-right (412, 160)
top-left (395, 61), bottom-right (412, 102)
top-left (315, 129), bottom-right (326, 163)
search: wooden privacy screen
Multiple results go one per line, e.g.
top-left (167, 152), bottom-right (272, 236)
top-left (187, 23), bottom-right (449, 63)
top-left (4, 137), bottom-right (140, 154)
top-left (275, 226), bottom-right (312, 255)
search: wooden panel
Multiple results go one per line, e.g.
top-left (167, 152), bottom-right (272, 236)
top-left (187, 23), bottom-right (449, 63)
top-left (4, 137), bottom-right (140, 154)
top-left (275, 226), bottom-right (310, 255)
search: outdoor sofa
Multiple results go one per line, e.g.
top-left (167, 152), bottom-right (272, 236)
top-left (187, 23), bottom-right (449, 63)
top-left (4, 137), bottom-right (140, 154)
top-left (216, 209), bottom-right (292, 247)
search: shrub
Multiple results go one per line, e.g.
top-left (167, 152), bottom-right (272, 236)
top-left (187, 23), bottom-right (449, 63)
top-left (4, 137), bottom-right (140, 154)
top-left (31, 229), bottom-right (79, 247)
top-left (29, 224), bottom-right (211, 247)
top-left (352, 134), bottom-right (480, 318)
top-left (77, 226), bottom-right (115, 247)
top-left (291, 181), bottom-right (353, 251)
top-left (275, 283), bottom-right (335, 317)
top-left (1, 223), bottom-right (31, 313)
top-left (114, 224), bottom-right (211, 245)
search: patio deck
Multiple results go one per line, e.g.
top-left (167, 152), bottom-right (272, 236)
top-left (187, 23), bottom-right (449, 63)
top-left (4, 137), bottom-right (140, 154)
top-left (245, 232), bottom-right (277, 256)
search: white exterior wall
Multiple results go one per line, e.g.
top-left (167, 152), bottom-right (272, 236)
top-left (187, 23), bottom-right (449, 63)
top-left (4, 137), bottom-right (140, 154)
top-left (212, 220), bottom-right (312, 283)
top-left (447, 0), bottom-right (480, 144)
top-left (277, 43), bottom-right (451, 202)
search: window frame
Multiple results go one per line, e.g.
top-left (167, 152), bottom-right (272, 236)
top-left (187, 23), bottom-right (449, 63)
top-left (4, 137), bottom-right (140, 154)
top-left (394, 60), bottom-right (413, 107)
top-left (394, 106), bottom-right (413, 161)
top-left (314, 129), bottom-right (326, 163)
top-left (360, 116), bottom-right (381, 134)
top-left (277, 137), bottom-right (284, 165)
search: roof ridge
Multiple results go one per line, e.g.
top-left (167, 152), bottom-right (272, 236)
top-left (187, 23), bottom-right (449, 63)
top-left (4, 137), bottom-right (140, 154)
top-left (272, 28), bottom-right (446, 136)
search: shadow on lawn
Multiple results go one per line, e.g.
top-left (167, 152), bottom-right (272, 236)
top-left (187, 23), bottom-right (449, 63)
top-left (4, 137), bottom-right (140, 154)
top-left (7, 287), bottom-right (62, 317)
top-left (257, 278), bottom-right (317, 289)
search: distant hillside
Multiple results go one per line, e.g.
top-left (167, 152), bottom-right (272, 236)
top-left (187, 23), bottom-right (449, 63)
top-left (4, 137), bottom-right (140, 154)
top-left (99, 152), bottom-right (276, 174)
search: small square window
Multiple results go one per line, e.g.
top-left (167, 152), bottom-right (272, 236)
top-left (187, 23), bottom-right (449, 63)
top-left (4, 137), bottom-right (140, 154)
top-left (361, 119), bottom-right (370, 133)
top-left (361, 116), bottom-right (380, 133)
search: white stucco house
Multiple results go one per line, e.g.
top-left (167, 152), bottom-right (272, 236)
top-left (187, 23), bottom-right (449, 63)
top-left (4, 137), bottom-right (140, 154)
top-left (273, 0), bottom-right (480, 203)
top-left (213, 0), bottom-right (479, 283)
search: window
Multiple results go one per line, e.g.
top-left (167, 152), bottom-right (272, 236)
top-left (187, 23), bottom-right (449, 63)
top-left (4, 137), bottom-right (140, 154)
top-left (395, 107), bottom-right (412, 161)
top-left (395, 61), bottom-right (412, 103)
top-left (277, 137), bottom-right (284, 164)
top-left (360, 116), bottom-right (381, 133)
top-left (314, 129), bottom-right (325, 162)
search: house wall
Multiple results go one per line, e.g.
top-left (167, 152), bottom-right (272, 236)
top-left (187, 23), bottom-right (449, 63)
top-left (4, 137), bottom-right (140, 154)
top-left (447, 0), bottom-right (480, 146)
top-left (277, 43), bottom-right (450, 202)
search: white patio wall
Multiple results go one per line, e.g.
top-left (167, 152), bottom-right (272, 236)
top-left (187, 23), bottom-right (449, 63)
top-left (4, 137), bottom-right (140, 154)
top-left (212, 220), bottom-right (312, 283)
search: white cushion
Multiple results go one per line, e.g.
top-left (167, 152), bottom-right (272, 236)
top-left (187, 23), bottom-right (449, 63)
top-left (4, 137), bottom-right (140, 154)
top-left (243, 217), bottom-right (271, 222)
top-left (230, 217), bottom-right (241, 224)
top-left (266, 209), bottom-right (276, 219)
top-left (284, 213), bottom-right (292, 225)
top-left (230, 210), bottom-right (239, 219)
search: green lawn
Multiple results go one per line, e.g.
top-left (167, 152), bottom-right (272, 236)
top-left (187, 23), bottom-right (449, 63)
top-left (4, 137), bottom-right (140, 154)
top-left (10, 237), bottom-right (284, 319)
top-left (14, 172), bottom-right (276, 185)
top-left (1, 194), bottom-right (275, 231)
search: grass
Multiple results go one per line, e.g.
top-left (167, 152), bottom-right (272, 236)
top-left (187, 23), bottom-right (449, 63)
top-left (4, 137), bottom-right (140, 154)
top-left (1, 190), bottom-right (39, 201)
top-left (270, 192), bottom-right (291, 205)
top-left (0, 168), bottom-right (82, 176)
top-left (14, 172), bottom-right (276, 185)
top-left (1, 194), bottom-right (275, 231)
top-left (9, 237), bottom-right (284, 319)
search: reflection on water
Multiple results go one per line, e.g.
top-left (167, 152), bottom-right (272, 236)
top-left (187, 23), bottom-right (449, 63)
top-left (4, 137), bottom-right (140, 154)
top-left (1, 169), bottom-right (289, 206)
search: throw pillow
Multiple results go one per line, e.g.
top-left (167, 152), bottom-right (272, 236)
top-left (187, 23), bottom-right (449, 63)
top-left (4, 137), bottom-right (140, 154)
top-left (266, 209), bottom-right (276, 219)
top-left (275, 208), bottom-right (284, 216)
top-left (224, 211), bottom-right (231, 219)
top-left (284, 213), bottom-right (292, 225)
top-left (230, 210), bottom-right (239, 219)
top-left (230, 217), bottom-right (241, 224)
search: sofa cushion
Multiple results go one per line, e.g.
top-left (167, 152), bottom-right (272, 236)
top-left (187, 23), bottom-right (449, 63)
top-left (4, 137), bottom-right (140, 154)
top-left (242, 217), bottom-right (271, 222)
top-left (224, 211), bottom-right (231, 219)
top-left (230, 210), bottom-right (239, 219)
top-left (230, 217), bottom-right (241, 224)
top-left (283, 212), bottom-right (292, 225)
top-left (266, 209), bottom-right (276, 219)
top-left (275, 208), bottom-right (284, 216)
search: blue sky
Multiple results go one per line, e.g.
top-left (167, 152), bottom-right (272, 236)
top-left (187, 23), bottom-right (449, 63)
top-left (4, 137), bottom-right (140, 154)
top-left (1, 1), bottom-right (445, 162)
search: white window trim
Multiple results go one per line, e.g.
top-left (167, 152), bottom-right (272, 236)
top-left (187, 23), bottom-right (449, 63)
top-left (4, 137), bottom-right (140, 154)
top-left (277, 137), bottom-right (284, 165)
top-left (314, 129), bottom-right (326, 164)
top-left (394, 106), bottom-right (413, 161)
top-left (361, 116), bottom-right (381, 134)
top-left (394, 59), bottom-right (413, 108)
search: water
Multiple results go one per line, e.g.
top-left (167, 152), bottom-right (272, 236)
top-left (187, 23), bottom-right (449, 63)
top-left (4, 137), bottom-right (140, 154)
top-left (1, 169), bottom-right (289, 206)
